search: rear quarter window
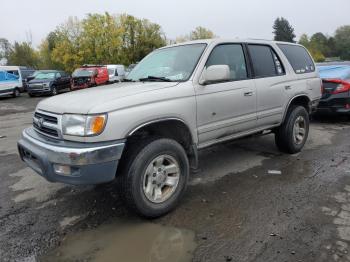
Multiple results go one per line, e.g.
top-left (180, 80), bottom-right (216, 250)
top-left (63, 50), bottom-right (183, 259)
top-left (277, 44), bottom-right (315, 74)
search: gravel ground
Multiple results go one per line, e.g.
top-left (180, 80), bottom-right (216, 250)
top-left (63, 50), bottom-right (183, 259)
top-left (1, 94), bottom-right (350, 262)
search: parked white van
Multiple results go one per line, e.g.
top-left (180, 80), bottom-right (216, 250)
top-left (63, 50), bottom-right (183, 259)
top-left (0, 70), bottom-right (21, 98)
top-left (107, 65), bottom-right (126, 83)
top-left (0, 66), bottom-right (35, 92)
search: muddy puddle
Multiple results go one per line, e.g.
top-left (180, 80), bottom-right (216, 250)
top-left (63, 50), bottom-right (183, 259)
top-left (39, 221), bottom-right (196, 262)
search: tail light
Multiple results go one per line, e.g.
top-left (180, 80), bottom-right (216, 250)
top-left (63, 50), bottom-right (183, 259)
top-left (331, 80), bottom-right (350, 94)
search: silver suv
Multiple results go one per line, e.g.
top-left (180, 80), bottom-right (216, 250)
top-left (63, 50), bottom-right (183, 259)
top-left (18, 39), bottom-right (321, 217)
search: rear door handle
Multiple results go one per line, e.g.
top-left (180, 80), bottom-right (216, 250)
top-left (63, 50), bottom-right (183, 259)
top-left (244, 92), bottom-right (253, 96)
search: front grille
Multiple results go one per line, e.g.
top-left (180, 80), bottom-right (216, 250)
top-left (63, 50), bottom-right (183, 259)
top-left (34, 112), bottom-right (58, 124)
top-left (33, 111), bottom-right (60, 138)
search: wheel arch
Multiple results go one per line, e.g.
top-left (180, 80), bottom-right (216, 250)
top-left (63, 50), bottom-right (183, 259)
top-left (282, 94), bottom-right (311, 123)
top-left (126, 118), bottom-right (198, 168)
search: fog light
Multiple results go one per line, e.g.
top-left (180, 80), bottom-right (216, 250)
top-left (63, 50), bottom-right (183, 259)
top-left (53, 164), bottom-right (71, 176)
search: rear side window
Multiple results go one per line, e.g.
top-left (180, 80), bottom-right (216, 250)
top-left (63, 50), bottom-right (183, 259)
top-left (277, 44), bottom-right (315, 74)
top-left (206, 44), bottom-right (248, 81)
top-left (248, 45), bottom-right (284, 78)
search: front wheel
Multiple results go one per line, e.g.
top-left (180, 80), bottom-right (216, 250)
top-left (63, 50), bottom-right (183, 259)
top-left (118, 138), bottom-right (189, 218)
top-left (12, 88), bottom-right (20, 98)
top-left (275, 105), bottom-right (309, 154)
top-left (51, 86), bottom-right (58, 96)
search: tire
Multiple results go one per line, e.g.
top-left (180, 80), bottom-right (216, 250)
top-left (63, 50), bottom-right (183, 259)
top-left (118, 138), bottom-right (189, 218)
top-left (51, 86), bottom-right (58, 96)
top-left (275, 105), bottom-right (309, 154)
top-left (12, 88), bottom-right (20, 98)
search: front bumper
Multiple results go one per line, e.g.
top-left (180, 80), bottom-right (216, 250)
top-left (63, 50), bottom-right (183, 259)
top-left (18, 127), bottom-right (125, 185)
top-left (28, 86), bottom-right (51, 95)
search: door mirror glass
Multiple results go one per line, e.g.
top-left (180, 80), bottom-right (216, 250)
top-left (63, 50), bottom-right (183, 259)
top-left (200, 65), bottom-right (230, 85)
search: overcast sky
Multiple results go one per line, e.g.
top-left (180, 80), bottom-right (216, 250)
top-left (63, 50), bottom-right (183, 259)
top-left (1, 0), bottom-right (349, 47)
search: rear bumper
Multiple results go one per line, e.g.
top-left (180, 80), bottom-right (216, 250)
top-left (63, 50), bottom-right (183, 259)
top-left (316, 92), bottom-right (350, 115)
top-left (18, 127), bottom-right (126, 185)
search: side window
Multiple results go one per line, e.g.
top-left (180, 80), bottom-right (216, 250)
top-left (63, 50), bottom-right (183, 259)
top-left (277, 44), bottom-right (315, 74)
top-left (115, 69), bottom-right (119, 76)
top-left (56, 72), bottom-right (61, 78)
top-left (206, 44), bottom-right (248, 81)
top-left (248, 45), bottom-right (284, 78)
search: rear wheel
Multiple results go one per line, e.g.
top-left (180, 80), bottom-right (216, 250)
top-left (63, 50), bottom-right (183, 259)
top-left (118, 138), bottom-right (189, 218)
top-left (12, 88), bottom-right (20, 98)
top-left (275, 105), bottom-right (309, 154)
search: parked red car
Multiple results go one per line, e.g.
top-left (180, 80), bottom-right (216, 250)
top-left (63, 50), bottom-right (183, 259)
top-left (71, 65), bottom-right (109, 90)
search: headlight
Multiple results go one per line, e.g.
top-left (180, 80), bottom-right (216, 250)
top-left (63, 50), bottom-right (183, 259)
top-left (62, 114), bottom-right (107, 136)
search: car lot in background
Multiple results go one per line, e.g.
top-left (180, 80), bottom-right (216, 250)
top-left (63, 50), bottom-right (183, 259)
top-left (27, 70), bottom-right (71, 97)
top-left (107, 64), bottom-right (126, 83)
top-left (0, 70), bottom-right (21, 98)
top-left (71, 65), bottom-right (109, 90)
top-left (0, 66), bottom-right (35, 92)
top-left (316, 65), bottom-right (350, 117)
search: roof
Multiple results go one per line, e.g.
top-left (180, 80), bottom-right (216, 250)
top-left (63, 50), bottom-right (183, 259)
top-left (162, 38), bottom-right (302, 49)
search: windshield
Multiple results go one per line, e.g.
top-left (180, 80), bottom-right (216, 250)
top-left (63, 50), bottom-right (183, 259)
top-left (108, 69), bottom-right (114, 75)
top-left (73, 69), bottom-right (96, 77)
top-left (127, 44), bottom-right (207, 82)
top-left (34, 72), bottom-right (56, 80)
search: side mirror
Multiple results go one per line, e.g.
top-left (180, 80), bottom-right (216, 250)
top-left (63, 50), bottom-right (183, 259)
top-left (199, 65), bottom-right (230, 85)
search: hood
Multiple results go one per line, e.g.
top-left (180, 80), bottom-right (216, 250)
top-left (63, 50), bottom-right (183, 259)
top-left (29, 79), bottom-right (53, 84)
top-left (37, 82), bottom-right (179, 114)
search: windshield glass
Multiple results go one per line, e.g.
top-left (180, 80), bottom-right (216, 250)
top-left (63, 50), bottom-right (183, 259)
top-left (73, 69), bottom-right (95, 77)
top-left (108, 69), bottom-right (114, 75)
top-left (127, 44), bottom-right (207, 82)
top-left (34, 72), bottom-right (56, 80)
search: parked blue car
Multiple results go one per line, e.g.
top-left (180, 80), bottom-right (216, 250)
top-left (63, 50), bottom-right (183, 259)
top-left (0, 70), bottom-right (21, 98)
top-left (317, 65), bottom-right (350, 116)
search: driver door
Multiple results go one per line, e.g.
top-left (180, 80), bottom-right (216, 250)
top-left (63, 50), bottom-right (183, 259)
top-left (195, 43), bottom-right (257, 145)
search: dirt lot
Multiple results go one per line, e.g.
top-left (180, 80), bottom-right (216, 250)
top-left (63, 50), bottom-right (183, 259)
top-left (1, 94), bottom-right (350, 262)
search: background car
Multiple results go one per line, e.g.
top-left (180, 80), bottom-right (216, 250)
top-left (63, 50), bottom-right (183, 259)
top-left (0, 66), bottom-right (35, 92)
top-left (317, 65), bottom-right (350, 116)
top-left (0, 70), bottom-right (21, 98)
top-left (27, 70), bottom-right (71, 97)
top-left (71, 65), bottom-right (109, 90)
top-left (107, 64), bottom-right (126, 83)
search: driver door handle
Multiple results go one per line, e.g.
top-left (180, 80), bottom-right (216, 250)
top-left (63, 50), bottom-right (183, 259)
top-left (244, 91), bottom-right (253, 97)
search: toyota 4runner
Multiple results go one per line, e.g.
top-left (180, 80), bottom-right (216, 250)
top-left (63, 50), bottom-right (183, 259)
top-left (18, 39), bottom-right (322, 217)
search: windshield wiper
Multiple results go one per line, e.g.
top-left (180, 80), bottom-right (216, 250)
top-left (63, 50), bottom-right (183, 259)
top-left (122, 78), bottom-right (136, 82)
top-left (139, 76), bottom-right (173, 82)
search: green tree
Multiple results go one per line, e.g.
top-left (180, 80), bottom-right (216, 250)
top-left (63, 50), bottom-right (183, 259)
top-left (310, 32), bottom-right (330, 57)
top-left (118, 14), bottom-right (166, 65)
top-left (38, 31), bottom-right (64, 69)
top-left (189, 26), bottom-right (215, 40)
top-left (0, 38), bottom-right (11, 61)
top-left (273, 17), bottom-right (296, 43)
top-left (51, 17), bottom-right (84, 72)
top-left (334, 25), bottom-right (350, 60)
top-left (299, 34), bottom-right (310, 47)
top-left (80, 13), bottom-right (123, 65)
top-left (7, 41), bottom-right (39, 68)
